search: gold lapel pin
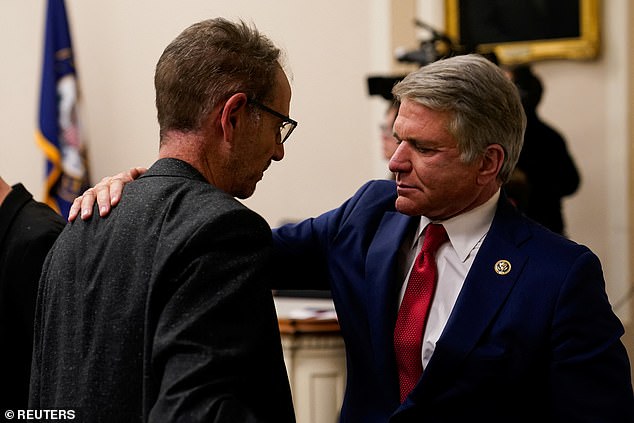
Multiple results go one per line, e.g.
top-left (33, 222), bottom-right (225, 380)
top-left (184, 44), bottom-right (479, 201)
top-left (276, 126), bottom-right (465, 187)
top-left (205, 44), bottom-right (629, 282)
top-left (494, 260), bottom-right (512, 275)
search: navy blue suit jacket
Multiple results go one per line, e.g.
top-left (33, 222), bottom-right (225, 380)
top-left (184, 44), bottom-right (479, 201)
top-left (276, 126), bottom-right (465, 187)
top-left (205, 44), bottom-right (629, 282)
top-left (273, 179), bottom-right (634, 422)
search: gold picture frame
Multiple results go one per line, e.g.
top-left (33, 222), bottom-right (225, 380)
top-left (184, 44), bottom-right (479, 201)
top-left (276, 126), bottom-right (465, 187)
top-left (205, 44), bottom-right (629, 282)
top-left (444, 0), bottom-right (600, 65)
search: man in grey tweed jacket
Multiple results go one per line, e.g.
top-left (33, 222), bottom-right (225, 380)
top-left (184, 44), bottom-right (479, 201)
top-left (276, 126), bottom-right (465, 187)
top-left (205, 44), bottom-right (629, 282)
top-left (29, 18), bottom-right (297, 423)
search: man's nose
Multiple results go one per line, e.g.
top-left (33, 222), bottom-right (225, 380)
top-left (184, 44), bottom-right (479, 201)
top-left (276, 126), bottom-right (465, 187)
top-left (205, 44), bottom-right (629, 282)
top-left (388, 142), bottom-right (410, 173)
top-left (272, 143), bottom-right (285, 161)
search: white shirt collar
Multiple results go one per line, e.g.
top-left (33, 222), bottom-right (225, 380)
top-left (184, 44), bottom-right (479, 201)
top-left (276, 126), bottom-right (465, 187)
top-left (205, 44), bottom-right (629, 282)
top-left (414, 190), bottom-right (500, 262)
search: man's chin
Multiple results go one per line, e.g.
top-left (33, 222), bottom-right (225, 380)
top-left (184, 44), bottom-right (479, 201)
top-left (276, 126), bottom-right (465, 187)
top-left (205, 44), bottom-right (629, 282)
top-left (394, 196), bottom-right (421, 216)
top-left (236, 186), bottom-right (256, 200)
top-left (231, 181), bottom-right (257, 200)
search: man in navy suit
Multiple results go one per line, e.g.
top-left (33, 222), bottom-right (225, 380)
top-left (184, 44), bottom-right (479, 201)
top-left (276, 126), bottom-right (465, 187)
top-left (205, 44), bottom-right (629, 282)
top-left (271, 54), bottom-right (634, 422)
top-left (76, 54), bottom-right (634, 421)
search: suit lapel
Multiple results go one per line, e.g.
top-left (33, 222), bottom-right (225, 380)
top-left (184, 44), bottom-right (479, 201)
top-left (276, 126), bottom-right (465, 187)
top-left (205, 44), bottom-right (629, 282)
top-left (401, 196), bottom-right (532, 408)
top-left (366, 211), bottom-right (417, 397)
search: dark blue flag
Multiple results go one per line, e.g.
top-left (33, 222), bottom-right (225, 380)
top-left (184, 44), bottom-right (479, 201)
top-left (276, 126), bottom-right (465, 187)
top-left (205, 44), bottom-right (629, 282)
top-left (35, 0), bottom-right (90, 218)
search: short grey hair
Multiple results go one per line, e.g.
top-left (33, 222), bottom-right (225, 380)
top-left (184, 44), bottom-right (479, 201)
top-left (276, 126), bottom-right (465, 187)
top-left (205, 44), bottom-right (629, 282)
top-left (392, 54), bottom-right (526, 183)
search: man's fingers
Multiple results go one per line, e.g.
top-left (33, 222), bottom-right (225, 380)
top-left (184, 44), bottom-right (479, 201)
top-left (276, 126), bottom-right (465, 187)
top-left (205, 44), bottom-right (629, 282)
top-left (96, 182), bottom-right (113, 216)
top-left (108, 178), bottom-right (125, 207)
top-left (69, 167), bottom-right (147, 221)
top-left (129, 167), bottom-right (147, 180)
top-left (68, 196), bottom-right (83, 222)
top-left (80, 189), bottom-right (96, 220)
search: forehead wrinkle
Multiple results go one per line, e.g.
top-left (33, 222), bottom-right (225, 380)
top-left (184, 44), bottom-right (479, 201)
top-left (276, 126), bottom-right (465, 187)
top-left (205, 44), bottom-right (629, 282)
top-left (394, 115), bottom-right (444, 147)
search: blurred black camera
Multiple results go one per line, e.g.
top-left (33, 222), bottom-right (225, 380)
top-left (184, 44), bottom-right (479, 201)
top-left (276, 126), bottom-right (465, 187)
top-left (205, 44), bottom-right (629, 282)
top-left (367, 20), bottom-right (461, 100)
top-left (395, 20), bottom-right (457, 66)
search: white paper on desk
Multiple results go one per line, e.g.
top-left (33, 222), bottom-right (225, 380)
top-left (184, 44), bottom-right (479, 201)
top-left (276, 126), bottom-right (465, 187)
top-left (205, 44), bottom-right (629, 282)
top-left (287, 307), bottom-right (338, 320)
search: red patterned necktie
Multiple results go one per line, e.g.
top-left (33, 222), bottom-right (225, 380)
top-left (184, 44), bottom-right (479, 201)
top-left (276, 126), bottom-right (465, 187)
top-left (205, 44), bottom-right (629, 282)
top-left (394, 223), bottom-right (448, 403)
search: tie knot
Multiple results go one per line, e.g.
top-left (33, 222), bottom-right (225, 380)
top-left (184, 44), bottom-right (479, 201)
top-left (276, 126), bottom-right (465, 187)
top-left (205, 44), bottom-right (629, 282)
top-left (421, 223), bottom-right (448, 254)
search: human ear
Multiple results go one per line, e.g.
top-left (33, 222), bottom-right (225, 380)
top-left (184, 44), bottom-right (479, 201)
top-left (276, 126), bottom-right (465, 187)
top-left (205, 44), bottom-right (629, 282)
top-left (219, 93), bottom-right (249, 143)
top-left (477, 144), bottom-right (505, 185)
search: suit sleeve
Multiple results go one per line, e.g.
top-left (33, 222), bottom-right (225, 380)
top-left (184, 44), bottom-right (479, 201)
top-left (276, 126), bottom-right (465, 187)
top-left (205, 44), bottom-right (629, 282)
top-left (271, 217), bottom-right (332, 291)
top-left (550, 250), bottom-right (634, 421)
top-left (271, 181), bottom-right (381, 291)
top-left (148, 209), bottom-right (292, 423)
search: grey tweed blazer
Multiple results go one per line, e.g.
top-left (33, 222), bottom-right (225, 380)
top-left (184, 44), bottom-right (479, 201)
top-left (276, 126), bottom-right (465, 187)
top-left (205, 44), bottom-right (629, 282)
top-left (30, 158), bottom-right (295, 423)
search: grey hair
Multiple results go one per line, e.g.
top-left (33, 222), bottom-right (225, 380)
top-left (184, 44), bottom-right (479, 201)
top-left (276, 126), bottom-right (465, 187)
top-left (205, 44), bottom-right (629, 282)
top-left (392, 54), bottom-right (526, 183)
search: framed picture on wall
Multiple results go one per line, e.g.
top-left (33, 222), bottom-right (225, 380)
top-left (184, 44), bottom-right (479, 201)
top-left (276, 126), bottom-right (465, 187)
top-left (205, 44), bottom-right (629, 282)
top-left (444, 0), bottom-right (600, 65)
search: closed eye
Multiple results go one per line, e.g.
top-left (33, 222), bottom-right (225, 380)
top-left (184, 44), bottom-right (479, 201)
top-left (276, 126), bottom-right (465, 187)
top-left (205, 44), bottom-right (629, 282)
top-left (396, 138), bottom-right (437, 154)
top-left (413, 144), bottom-right (435, 154)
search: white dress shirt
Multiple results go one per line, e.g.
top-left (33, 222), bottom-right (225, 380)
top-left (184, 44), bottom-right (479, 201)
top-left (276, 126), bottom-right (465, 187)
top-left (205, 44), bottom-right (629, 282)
top-left (397, 190), bottom-right (500, 370)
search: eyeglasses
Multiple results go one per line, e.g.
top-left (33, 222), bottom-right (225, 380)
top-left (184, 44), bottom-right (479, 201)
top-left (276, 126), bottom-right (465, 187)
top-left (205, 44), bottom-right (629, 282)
top-left (249, 99), bottom-right (298, 144)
